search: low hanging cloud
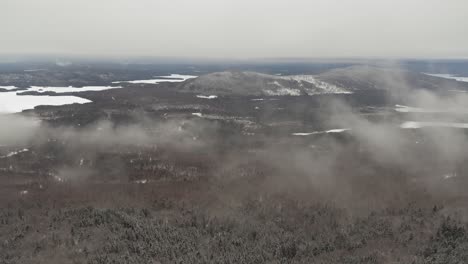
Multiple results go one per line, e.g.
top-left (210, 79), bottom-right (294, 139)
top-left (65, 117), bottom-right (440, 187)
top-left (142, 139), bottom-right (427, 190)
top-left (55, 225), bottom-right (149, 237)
top-left (0, 114), bottom-right (41, 146)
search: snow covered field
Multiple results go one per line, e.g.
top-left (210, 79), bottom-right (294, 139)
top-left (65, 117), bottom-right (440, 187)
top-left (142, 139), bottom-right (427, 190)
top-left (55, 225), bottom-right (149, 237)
top-left (285, 75), bottom-right (352, 95)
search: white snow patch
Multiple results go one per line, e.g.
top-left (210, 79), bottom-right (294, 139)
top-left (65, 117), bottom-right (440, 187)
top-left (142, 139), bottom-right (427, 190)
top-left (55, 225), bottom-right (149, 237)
top-left (443, 173), bottom-right (458, 180)
top-left (196, 95), bottom-right (218, 99)
top-left (448, 90), bottom-right (468, 93)
top-left (160, 74), bottom-right (198, 80)
top-left (400, 121), bottom-right (468, 129)
top-left (24, 69), bottom-right (46, 72)
top-left (395, 104), bottom-right (468, 114)
top-left (0, 92), bottom-right (91, 113)
top-left (113, 74), bottom-right (197, 84)
top-left (1, 148), bottom-right (29, 158)
top-left (395, 105), bottom-right (428, 113)
top-left (292, 128), bottom-right (351, 136)
top-left (135, 179), bottom-right (148, 184)
top-left (292, 133), bottom-right (316, 136)
top-left (264, 88), bottom-right (301, 96)
top-left (327, 128), bottom-right (351, 133)
top-left (263, 80), bottom-right (302, 95)
top-left (284, 75), bottom-right (352, 95)
top-left (424, 73), bottom-right (468, 83)
top-left (116, 79), bottom-right (180, 84)
top-left (271, 81), bottom-right (282, 87)
top-left (53, 175), bottom-right (64, 182)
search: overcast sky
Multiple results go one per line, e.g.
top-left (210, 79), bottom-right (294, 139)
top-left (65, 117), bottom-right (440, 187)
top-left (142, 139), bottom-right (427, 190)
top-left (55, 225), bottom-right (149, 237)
top-left (1, 0), bottom-right (467, 59)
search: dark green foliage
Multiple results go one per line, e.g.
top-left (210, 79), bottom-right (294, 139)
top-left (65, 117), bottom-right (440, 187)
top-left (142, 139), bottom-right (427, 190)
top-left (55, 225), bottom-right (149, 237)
top-left (1, 201), bottom-right (466, 264)
top-left (421, 217), bottom-right (468, 264)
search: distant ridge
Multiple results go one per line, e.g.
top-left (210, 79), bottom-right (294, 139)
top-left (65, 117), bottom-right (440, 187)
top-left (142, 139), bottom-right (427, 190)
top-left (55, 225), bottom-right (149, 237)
top-left (178, 66), bottom-right (468, 96)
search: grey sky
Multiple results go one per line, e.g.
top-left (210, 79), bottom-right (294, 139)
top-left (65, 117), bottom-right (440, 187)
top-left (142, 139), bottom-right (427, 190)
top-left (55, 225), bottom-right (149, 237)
top-left (1, 0), bottom-right (467, 58)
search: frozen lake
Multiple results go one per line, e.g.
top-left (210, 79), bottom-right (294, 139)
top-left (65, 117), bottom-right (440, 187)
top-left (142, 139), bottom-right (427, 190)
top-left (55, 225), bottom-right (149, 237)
top-left (0, 85), bottom-right (116, 113)
top-left (0, 92), bottom-right (91, 113)
top-left (25, 85), bottom-right (122, 93)
top-left (112, 74), bottom-right (197, 84)
top-left (0, 85), bottom-right (120, 113)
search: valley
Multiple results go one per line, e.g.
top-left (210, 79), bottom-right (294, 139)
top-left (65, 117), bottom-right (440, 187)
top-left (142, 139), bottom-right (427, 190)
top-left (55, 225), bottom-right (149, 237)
top-left (1, 61), bottom-right (468, 263)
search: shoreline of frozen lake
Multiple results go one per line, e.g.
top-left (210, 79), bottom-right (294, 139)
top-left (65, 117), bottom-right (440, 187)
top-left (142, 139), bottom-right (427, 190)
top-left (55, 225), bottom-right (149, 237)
top-left (0, 73), bottom-right (195, 113)
top-left (424, 73), bottom-right (468, 83)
